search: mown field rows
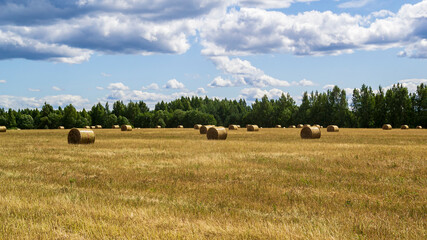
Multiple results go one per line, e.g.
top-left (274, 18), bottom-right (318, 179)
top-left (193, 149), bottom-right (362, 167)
top-left (0, 128), bottom-right (426, 239)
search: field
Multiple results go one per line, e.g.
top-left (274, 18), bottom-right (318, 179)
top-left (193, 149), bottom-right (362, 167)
top-left (0, 128), bottom-right (426, 239)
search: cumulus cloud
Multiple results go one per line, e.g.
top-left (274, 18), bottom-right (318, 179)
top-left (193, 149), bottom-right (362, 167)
top-left (101, 72), bottom-right (111, 77)
top-left (294, 79), bottom-right (315, 86)
top-left (338, 0), bottom-right (373, 9)
top-left (0, 80), bottom-right (6, 83)
top-left (239, 87), bottom-right (285, 100)
top-left (0, 94), bottom-right (90, 109)
top-left (96, 86), bottom-right (104, 90)
top-left (107, 82), bottom-right (130, 91)
top-left (28, 88), bottom-right (41, 92)
top-left (52, 86), bottom-right (62, 91)
top-left (197, 87), bottom-right (207, 94)
top-left (393, 78), bottom-right (427, 92)
top-left (238, 0), bottom-right (318, 9)
top-left (200, 1), bottom-right (427, 58)
top-left (210, 56), bottom-right (290, 87)
top-left (208, 76), bottom-right (235, 88)
top-left (142, 83), bottom-right (160, 90)
top-left (164, 79), bottom-right (185, 89)
top-left (323, 84), bottom-right (336, 89)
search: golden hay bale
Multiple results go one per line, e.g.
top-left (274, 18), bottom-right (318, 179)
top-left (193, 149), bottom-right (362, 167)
top-left (288, 125), bottom-right (296, 128)
top-left (382, 124), bottom-right (392, 130)
top-left (296, 124), bottom-right (303, 128)
top-left (237, 125), bottom-right (241, 128)
top-left (68, 128), bottom-right (95, 144)
top-left (0, 126), bottom-right (6, 132)
top-left (90, 126), bottom-right (96, 129)
top-left (112, 125), bottom-right (120, 129)
top-left (401, 125), bottom-right (409, 130)
top-left (416, 126), bottom-right (422, 129)
top-left (194, 124), bottom-right (202, 129)
top-left (300, 126), bottom-right (321, 139)
top-left (200, 125), bottom-right (214, 134)
top-left (177, 125), bottom-right (184, 128)
top-left (229, 125), bottom-right (238, 130)
top-left (121, 125), bottom-right (132, 131)
top-left (247, 125), bottom-right (259, 131)
top-left (156, 125), bottom-right (162, 128)
top-left (207, 127), bottom-right (227, 140)
top-left (327, 125), bottom-right (339, 132)
top-left (275, 125), bottom-right (282, 128)
top-left (58, 126), bottom-right (65, 129)
top-left (95, 125), bottom-right (102, 129)
top-left (85, 126), bottom-right (90, 129)
top-left (303, 124), bottom-right (311, 128)
top-left (314, 124), bottom-right (321, 129)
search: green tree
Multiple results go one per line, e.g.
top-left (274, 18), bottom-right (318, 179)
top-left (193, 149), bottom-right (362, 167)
top-left (63, 104), bottom-right (78, 128)
top-left (17, 114), bottom-right (34, 129)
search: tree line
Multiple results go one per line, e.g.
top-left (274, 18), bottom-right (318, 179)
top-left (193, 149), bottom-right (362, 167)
top-left (0, 83), bottom-right (425, 129)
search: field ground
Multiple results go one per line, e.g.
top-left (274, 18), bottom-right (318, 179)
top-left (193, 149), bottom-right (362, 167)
top-left (0, 128), bottom-right (426, 239)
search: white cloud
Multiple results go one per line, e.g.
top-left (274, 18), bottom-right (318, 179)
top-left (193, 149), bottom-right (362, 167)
top-left (164, 79), bottom-right (185, 89)
top-left (238, 0), bottom-right (318, 9)
top-left (0, 80), bottom-right (6, 83)
top-left (28, 88), bottom-right (40, 92)
top-left (197, 87), bottom-right (207, 94)
top-left (96, 86), bottom-right (104, 90)
top-left (323, 84), bottom-right (336, 89)
top-left (142, 83), bottom-right (160, 90)
top-left (101, 72), bottom-right (111, 77)
top-left (239, 87), bottom-right (285, 100)
top-left (0, 94), bottom-right (90, 109)
top-left (395, 79), bottom-right (427, 92)
top-left (295, 79), bottom-right (315, 86)
top-left (338, 0), bottom-right (372, 9)
top-left (208, 76), bottom-right (235, 88)
top-left (52, 86), bottom-right (62, 91)
top-left (107, 82), bottom-right (130, 91)
top-left (210, 56), bottom-right (290, 87)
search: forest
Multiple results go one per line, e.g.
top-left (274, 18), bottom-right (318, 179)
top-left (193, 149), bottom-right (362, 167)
top-left (0, 83), bottom-right (425, 129)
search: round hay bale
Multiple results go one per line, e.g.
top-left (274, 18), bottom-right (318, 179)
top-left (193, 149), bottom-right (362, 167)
top-left (416, 126), bottom-right (422, 129)
top-left (229, 125), bottom-right (238, 130)
top-left (177, 125), bottom-right (184, 128)
top-left (194, 124), bottom-right (202, 129)
top-left (207, 127), bottom-right (227, 140)
top-left (0, 126), bottom-right (6, 132)
top-left (401, 125), bottom-right (409, 130)
top-left (90, 126), bottom-right (96, 129)
top-left (327, 125), bottom-right (339, 132)
top-left (382, 124), bottom-right (392, 130)
top-left (247, 125), bottom-right (259, 131)
top-left (85, 126), bottom-right (90, 129)
top-left (303, 124), bottom-right (311, 128)
top-left (246, 124), bottom-right (251, 128)
top-left (58, 126), bottom-right (65, 129)
top-left (300, 126), bottom-right (321, 139)
top-left (236, 125), bottom-right (241, 128)
top-left (68, 128), bottom-right (95, 144)
top-left (156, 125), bottom-right (161, 128)
top-left (314, 124), bottom-right (321, 129)
top-left (296, 124), bottom-right (303, 128)
top-left (95, 125), bottom-right (102, 129)
top-left (121, 125), bottom-right (132, 131)
top-left (112, 125), bottom-right (120, 129)
top-left (283, 127), bottom-right (286, 128)
top-left (289, 125), bottom-right (296, 128)
top-left (275, 125), bottom-right (282, 128)
top-left (200, 125), bottom-right (214, 134)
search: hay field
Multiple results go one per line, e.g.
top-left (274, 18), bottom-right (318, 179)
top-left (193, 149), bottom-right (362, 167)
top-left (0, 128), bottom-right (426, 239)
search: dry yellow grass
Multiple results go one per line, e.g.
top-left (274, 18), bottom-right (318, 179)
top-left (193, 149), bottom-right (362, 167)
top-left (0, 128), bottom-right (425, 239)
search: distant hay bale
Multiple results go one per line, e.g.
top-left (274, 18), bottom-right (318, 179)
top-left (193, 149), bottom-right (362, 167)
top-left (90, 126), bottom-right (96, 129)
top-left (177, 125), bottom-right (184, 128)
top-left (95, 125), bottom-right (102, 129)
top-left (68, 128), bottom-right (95, 144)
top-left (200, 125), bottom-right (214, 134)
top-left (156, 125), bottom-right (161, 128)
top-left (236, 125), bottom-right (241, 128)
top-left (303, 124), bottom-right (311, 128)
top-left (85, 126), bottom-right (90, 129)
top-left (112, 125), bottom-right (120, 129)
top-left (416, 126), bottom-right (422, 129)
top-left (327, 125), bottom-right (339, 132)
top-left (297, 124), bottom-right (303, 128)
top-left (275, 125), bottom-right (282, 128)
top-left (401, 125), bottom-right (409, 130)
top-left (314, 124), bottom-right (321, 129)
top-left (283, 127), bottom-right (286, 128)
top-left (289, 125), bottom-right (296, 128)
top-left (58, 126), bottom-right (65, 129)
top-left (382, 124), bottom-right (392, 130)
top-left (194, 124), bottom-right (202, 129)
top-left (247, 125), bottom-right (259, 131)
top-left (207, 127), bottom-right (227, 140)
top-left (0, 126), bottom-right (6, 132)
top-left (121, 125), bottom-right (132, 131)
top-left (229, 125), bottom-right (238, 130)
top-left (300, 126), bottom-right (321, 139)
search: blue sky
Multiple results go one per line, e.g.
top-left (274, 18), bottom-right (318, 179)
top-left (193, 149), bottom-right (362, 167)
top-left (0, 0), bottom-right (426, 109)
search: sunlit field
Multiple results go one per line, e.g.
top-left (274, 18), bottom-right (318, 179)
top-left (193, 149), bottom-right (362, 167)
top-left (0, 128), bottom-right (425, 239)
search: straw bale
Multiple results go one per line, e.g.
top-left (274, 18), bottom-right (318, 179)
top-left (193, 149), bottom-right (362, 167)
top-left (95, 125), bottom-right (102, 129)
top-left (194, 124), bottom-right (202, 129)
top-left (416, 126), bottom-right (422, 129)
top-left (247, 125), bottom-right (259, 131)
top-left (401, 125), bottom-right (409, 129)
top-left (177, 125), bottom-right (184, 128)
top-left (229, 125), bottom-right (238, 130)
top-left (297, 124), bottom-right (303, 128)
top-left (58, 126), bottom-right (65, 129)
top-left (112, 125), bottom-right (120, 129)
top-left (90, 126), bottom-right (96, 129)
top-left (327, 125), bottom-right (339, 132)
top-left (275, 125), bottom-right (282, 128)
top-left (289, 125), bottom-right (296, 128)
top-left (85, 126), bottom-right (90, 129)
top-left (382, 124), bottom-right (392, 130)
top-left (156, 125), bottom-right (162, 128)
top-left (300, 126), bottom-right (321, 139)
top-left (0, 126), bottom-right (6, 132)
top-left (207, 127), bottom-right (227, 140)
top-left (68, 128), bottom-right (95, 144)
top-left (121, 125), bottom-right (132, 131)
top-left (303, 124), bottom-right (311, 128)
top-left (200, 125), bottom-right (214, 134)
